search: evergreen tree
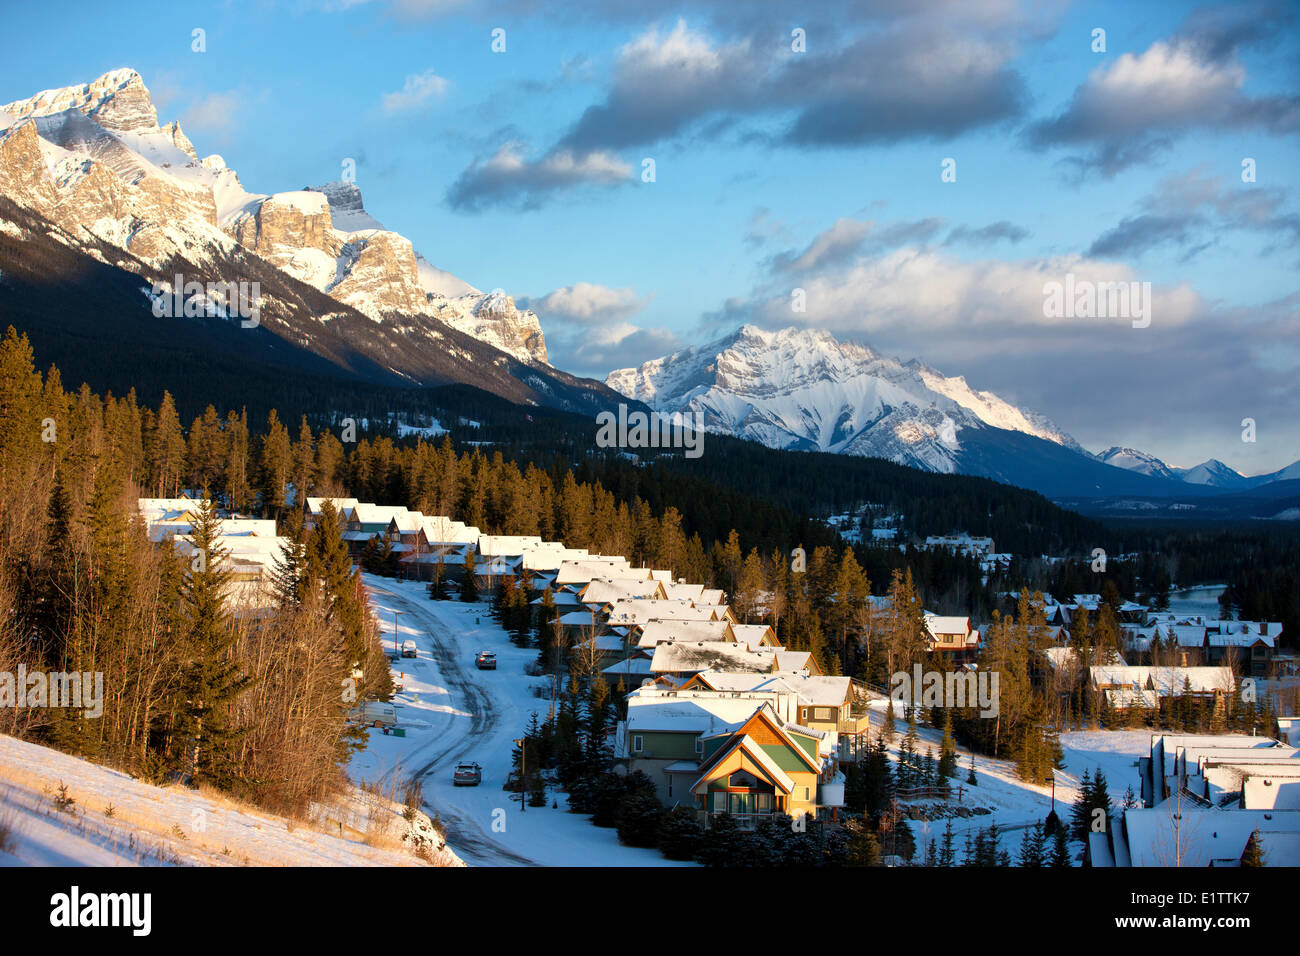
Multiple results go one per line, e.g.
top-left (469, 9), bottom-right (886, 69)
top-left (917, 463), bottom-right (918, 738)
top-left (1071, 769), bottom-right (1095, 841)
top-left (1241, 829), bottom-right (1265, 867)
top-left (938, 709), bottom-right (958, 780)
top-left (173, 496), bottom-right (249, 786)
top-left (460, 549), bottom-right (478, 602)
top-left (1050, 826), bottom-right (1072, 867)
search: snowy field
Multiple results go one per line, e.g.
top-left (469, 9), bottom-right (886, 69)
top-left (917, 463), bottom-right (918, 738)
top-left (0, 733), bottom-right (461, 867)
top-left (351, 575), bottom-right (686, 867)
top-left (862, 700), bottom-right (1157, 859)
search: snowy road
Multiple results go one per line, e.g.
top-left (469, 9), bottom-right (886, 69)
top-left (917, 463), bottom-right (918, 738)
top-left (351, 576), bottom-right (685, 868)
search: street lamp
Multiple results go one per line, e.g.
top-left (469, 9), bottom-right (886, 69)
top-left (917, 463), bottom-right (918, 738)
top-left (393, 608), bottom-right (401, 657)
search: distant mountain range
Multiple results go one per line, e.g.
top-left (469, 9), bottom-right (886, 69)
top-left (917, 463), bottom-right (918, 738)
top-left (606, 325), bottom-right (1300, 504)
top-left (1091, 446), bottom-right (1300, 489)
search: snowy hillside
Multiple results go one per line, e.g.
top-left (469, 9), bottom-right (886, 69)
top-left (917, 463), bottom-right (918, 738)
top-left (0, 734), bottom-right (462, 867)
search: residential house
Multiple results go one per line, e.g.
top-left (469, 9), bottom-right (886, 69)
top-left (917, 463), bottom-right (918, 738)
top-left (689, 705), bottom-right (829, 828)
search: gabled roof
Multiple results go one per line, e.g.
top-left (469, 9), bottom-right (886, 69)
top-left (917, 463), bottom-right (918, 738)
top-left (477, 534), bottom-right (544, 557)
top-left (579, 579), bottom-right (665, 605)
top-left (305, 496), bottom-right (358, 517)
top-left (690, 734), bottom-right (796, 795)
top-left (693, 704), bottom-right (822, 779)
top-left (731, 624), bottom-right (779, 650)
top-left (636, 620), bottom-right (734, 647)
top-left (420, 516), bottom-right (479, 544)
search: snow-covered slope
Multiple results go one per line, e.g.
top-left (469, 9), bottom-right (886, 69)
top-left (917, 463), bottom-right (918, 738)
top-left (0, 68), bottom-right (548, 365)
top-left (605, 325), bottom-right (1082, 474)
top-left (1093, 446), bottom-right (1180, 481)
top-left (1094, 450), bottom-right (1299, 490)
top-left (0, 733), bottom-right (462, 867)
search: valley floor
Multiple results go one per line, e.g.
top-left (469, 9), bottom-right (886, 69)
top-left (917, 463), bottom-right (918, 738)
top-left (353, 575), bottom-right (1186, 866)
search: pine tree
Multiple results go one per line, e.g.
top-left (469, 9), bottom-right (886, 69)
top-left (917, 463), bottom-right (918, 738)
top-left (1071, 769), bottom-right (1095, 841)
top-left (938, 709), bottom-right (958, 780)
top-left (1241, 829), bottom-right (1265, 867)
top-left (1050, 825), bottom-right (1071, 867)
top-left (174, 496), bottom-right (249, 787)
top-left (938, 819), bottom-right (956, 867)
top-left (460, 549), bottom-right (478, 602)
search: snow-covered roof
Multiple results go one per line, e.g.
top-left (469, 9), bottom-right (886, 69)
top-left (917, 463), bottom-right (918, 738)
top-left (731, 624), bottom-right (779, 649)
top-left (1090, 665), bottom-right (1235, 695)
top-left (306, 496), bottom-right (358, 516)
top-left (579, 579), bottom-right (665, 606)
top-left (1121, 808), bottom-right (1300, 867)
top-left (635, 620), bottom-right (733, 647)
top-left (352, 503), bottom-right (409, 525)
top-left (477, 534), bottom-right (544, 557)
top-left (661, 582), bottom-right (706, 602)
top-left (554, 559), bottom-right (634, 585)
top-left (420, 516), bottom-right (478, 544)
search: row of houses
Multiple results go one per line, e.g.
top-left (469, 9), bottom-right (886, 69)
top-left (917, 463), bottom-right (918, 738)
top-left (139, 496), bottom-right (288, 609)
top-left (1090, 733), bottom-right (1300, 866)
top-left (1000, 591), bottom-right (1285, 678)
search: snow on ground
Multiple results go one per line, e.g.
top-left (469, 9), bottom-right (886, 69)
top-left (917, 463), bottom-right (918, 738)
top-left (863, 700), bottom-right (1154, 857)
top-left (351, 575), bottom-right (1175, 866)
top-left (352, 575), bottom-right (688, 867)
top-left (0, 733), bottom-right (461, 867)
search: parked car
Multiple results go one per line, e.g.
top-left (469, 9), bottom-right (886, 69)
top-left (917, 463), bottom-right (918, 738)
top-left (453, 763), bottom-right (482, 786)
top-left (401, 640), bottom-right (418, 658)
top-left (347, 702), bottom-right (397, 728)
top-left (475, 650), bottom-right (497, 670)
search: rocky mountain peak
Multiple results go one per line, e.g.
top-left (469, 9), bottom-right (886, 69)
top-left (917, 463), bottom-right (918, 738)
top-left (1, 68), bottom-right (159, 134)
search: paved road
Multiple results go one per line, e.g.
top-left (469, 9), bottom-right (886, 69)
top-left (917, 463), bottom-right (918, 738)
top-left (364, 580), bottom-right (538, 866)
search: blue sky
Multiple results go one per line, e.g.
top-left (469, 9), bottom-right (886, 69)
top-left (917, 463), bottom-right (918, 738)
top-left (3, 0), bottom-right (1299, 473)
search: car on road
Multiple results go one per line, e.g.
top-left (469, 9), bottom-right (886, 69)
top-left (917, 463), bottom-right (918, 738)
top-left (475, 650), bottom-right (497, 670)
top-left (401, 640), bottom-right (418, 658)
top-left (453, 763), bottom-right (482, 786)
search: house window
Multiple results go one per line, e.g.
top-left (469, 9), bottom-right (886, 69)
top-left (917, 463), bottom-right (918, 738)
top-left (631, 735), bottom-right (643, 754)
top-left (694, 736), bottom-right (703, 755)
top-left (814, 707), bottom-right (833, 721)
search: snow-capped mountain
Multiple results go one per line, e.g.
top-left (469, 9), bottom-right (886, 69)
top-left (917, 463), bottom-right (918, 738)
top-left (1093, 446), bottom-right (1180, 481)
top-left (606, 325), bottom-right (1300, 496)
top-left (0, 68), bottom-right (551, 369)
top-left (605, 324), bottom-right (1082, 475)
top-left (1093, 448), bottom-right (1300, 490)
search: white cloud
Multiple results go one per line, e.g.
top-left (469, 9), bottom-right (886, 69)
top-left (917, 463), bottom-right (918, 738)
top-left (381, 70), bottom-right (448, 114)
top-left (530, 282), bottom-right (647, 324)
